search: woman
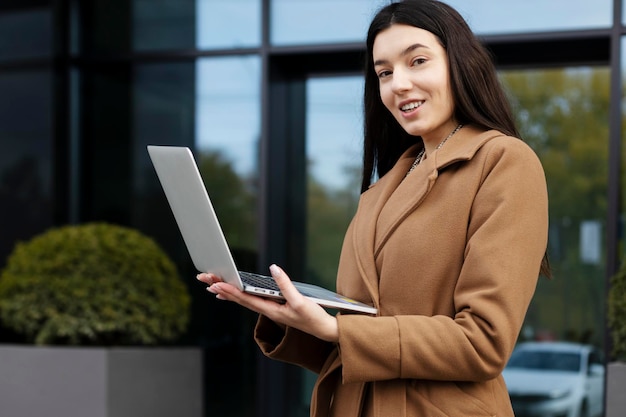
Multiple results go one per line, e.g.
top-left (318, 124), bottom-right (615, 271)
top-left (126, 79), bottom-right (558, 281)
top-left (198, 1), bottom-right (549, 416)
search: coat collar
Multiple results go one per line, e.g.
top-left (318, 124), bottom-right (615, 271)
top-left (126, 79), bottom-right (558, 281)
top-left (351, 126), bottom-right (506, 310)
top-left (431, 125), bottom-right (504, 169)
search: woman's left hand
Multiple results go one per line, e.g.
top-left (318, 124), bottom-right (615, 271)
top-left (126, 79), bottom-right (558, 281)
top-left (197, 264), bottom-right (339, 343)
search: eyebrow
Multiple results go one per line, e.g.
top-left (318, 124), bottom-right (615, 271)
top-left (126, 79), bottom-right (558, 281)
top-left (373, 43), bottom-right (429, 67)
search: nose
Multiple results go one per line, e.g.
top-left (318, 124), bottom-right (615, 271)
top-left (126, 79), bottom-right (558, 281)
top-left (391, 67), bottom-right (412, 93)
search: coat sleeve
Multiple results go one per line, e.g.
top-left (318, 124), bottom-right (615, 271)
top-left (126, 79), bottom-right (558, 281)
top-left (254, 314), bottom-right (336, 374)
top-left (336, 139), bottom-right (549, 383)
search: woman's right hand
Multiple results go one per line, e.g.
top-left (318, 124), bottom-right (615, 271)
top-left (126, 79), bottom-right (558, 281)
top-left (196, 265), bottom-right (339, 342)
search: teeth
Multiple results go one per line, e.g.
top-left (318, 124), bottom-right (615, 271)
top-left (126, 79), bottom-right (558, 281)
top-left (401, 101), bottom-right (423, 111)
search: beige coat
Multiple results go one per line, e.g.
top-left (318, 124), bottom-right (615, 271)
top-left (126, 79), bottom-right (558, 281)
top-left (255, 126), bottom-right (549, 417)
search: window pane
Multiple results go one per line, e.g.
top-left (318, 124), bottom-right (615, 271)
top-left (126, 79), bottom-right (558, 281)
top-left (271, 0), bottom-right (387, 46)
top-left (132, 0), bottom-right (195, 51)
top-left (622, 39), bottom-right (626, 264)
top-left (131, 56), bottom-right (261, 416)
top-left (300, 76), bottom-right (363, 414)
top-left (0, 8), bottom-right (52, 61)
top-left (196, 56), bottom-right (261, 241)
top-left (0, 70), bottom-right (54, 268)
top-left (197, 0), bottom-right (260, 49)
top-left (132, 62), bottom-right (196, 248)
top-left (305, 76), bottom-right (362, 290)
top-left (196, 56), bottom-right (261, 416)
top-left (271, 0), bottom-right (612, 45)
top-left (132, 0), bottom-right (260, 51)
top-left (446, 0), bottom-right (611, 35)
top-left (500, 67), bottom-right (608, 417)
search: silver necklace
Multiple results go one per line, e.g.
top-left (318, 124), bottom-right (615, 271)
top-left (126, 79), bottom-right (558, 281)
top-left (406, 124), bottom-right (463, 176)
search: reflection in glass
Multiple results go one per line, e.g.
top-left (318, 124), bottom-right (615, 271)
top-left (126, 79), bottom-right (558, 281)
top-left (132, 0), bottom-right (195, 51)
top-left (132, 0), bottom-right (260, 51)
top-left (271, 0), bottom-right (612, 44)
top-left (0, 8), bottom-right (52, 61)
top-left (132, 58), bottom-right (261, 417)
top-left (196, 56), bottom-right (260, 254)
top-left (196, 57), bottom-right (261, 177)
top-left (500, 66), bottom-right (609, 417)
top-left (195, 55), bottom-right (261, 417)
top-left (446, 0), bottom-right (611, 35)
top-left (508, 348), bottom-right (581, 372)
top-left (271, 0), bottom-right (387, 46)
top-left (622, 38), bottom-right (626, 268)
top-left (299, 76), bottom-right (364, 414)
top-left (197, 0), bottom-right (260, 49)
top-left (504, 342), bottom-right (605, 417)
top-left (305, 76), bottom-right (363, 290)
top-left (0, 70), bottom-right (53, 266)
top-left (132, 62), bottom-right (196, 244)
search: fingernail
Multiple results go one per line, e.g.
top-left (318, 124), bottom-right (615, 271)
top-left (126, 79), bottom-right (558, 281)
top-left (269, 264), bottom-right (281, 275)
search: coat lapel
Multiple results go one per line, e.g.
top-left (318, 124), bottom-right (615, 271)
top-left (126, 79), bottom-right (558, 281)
top-left (350, 145), bottom-right (419, 310)
top-left (373, 154), bottom-right (439, 258)
top-left (374, 127), bottom-right (504, 256)
top-left (350, 127), bottom-right (504, 308)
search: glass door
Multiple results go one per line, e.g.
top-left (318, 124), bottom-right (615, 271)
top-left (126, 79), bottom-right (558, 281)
top-left (305, 76), bottom-right (363, 290)
top-left (500, 66), bottom-right (608, 417)
top-left (298, 75), bottom-right (363, 415)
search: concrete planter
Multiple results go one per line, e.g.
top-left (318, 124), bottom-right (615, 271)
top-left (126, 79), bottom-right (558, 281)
top-left (607, 361), bottom-right (626, 417)
top-left (0, 345), bottom-right (203, 417)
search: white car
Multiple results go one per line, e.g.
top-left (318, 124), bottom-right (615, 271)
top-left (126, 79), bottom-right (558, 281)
top-left (502, 341), bottom-right (605, 417)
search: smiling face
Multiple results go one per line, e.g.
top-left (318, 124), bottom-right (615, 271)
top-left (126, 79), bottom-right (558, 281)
top-left (373, 24), bottom-right (457, 145)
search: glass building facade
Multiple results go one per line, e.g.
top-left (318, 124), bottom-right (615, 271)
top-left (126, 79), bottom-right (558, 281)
top-left (0, 0), bottom-right (624, 416)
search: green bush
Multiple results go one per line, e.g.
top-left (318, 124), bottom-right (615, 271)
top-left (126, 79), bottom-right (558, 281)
top-left (0, 223), bottom-right (191, 346)
top-left (609, 261), bottom-right (626, 360)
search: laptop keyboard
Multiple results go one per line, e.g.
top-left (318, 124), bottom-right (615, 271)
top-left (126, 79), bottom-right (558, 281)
top-left (238, 270), bottom-right (318, 298)
top-left (238, 271), bottom-right (281, 291)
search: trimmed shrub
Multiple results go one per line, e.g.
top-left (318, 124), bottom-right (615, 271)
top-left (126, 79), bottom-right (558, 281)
top-left (0, 223), bottom-right (190, 346)
top-left (609, 261), bottom-right (626, 360)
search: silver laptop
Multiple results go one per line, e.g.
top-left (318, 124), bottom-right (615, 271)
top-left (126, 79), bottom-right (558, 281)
top-left (147, 145), bottom-right (377, 315)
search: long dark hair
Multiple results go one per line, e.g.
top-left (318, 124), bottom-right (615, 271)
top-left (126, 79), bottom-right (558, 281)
top-left (362, 0), bottom-right (551, 278)
top-left (362, 0), bottom-right (518, 191)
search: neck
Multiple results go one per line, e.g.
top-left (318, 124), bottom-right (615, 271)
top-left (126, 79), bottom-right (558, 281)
top-left (422, 123), bottom-right (463, 156)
